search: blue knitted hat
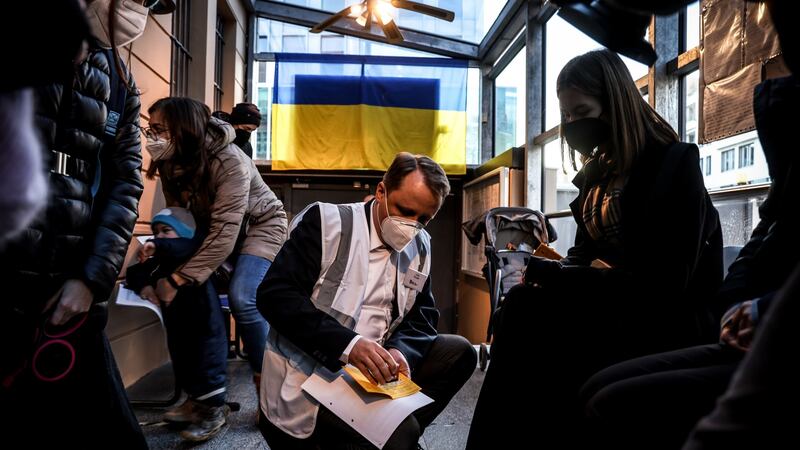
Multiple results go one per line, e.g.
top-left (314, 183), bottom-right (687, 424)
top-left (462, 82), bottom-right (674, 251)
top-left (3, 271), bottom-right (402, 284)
top-left (151, 207), bottom-right (196, 238)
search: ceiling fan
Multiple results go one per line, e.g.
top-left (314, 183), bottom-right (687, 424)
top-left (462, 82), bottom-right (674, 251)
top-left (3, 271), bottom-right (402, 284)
top-left (310, 0), bottom-right (456, 43)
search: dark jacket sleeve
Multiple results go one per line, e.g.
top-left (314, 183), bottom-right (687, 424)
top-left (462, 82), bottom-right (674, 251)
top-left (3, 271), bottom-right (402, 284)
top-left (81, 71), bottom-right (143, 301)
top-left (257, 205), bottom-right (358, 372)
top-left (125, 259), bottom-right (157, 294)
top-left (715, 215), bottom-right (773, 308)
top-left (754, 291), bottom-right (776, 321)
top-left (562, 225), bottom-right (598, 266)
top-left (384, 276), bottom-right (439, 372)
top-left (638, 144), bottom-right (718, 301)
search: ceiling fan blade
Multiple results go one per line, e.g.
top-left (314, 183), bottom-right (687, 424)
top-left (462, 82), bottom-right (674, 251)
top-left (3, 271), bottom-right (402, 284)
top-left (310, 5), bottom-right (355, 33)
top-left (390, 0), bottom-right (455, 22)
top-left (381, 19), bottom-right (404, 43)
top-left (364, 9), bottom-right (373, 33)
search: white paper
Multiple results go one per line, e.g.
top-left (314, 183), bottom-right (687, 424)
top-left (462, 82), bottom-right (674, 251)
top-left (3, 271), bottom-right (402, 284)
top-left (116, 285), bottom-right (163, 324)
top-left (301, 370), bottom-right (433, 449)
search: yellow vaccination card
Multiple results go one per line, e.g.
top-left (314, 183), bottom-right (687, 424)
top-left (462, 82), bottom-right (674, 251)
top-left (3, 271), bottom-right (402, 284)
top-left (344, 366), bottom-right (421, 400)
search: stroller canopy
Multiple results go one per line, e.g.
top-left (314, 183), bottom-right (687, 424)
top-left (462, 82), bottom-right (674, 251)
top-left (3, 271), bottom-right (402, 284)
top-left (462, 207), bottom-right (557, 251)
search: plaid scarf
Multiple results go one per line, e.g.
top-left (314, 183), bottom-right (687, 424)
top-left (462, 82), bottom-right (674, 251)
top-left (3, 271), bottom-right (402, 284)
top-left (581, 158), bottom-right (625, 245)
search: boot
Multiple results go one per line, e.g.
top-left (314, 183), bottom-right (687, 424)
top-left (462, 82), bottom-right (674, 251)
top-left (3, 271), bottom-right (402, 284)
top-left (162, 398), bottom-right (197, 424)
top-left (180, 402), bottom-right (229, 442)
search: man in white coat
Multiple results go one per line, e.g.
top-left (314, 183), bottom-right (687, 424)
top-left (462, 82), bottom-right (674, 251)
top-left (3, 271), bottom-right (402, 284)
top-left (256, 152), bottom-right (476, 449)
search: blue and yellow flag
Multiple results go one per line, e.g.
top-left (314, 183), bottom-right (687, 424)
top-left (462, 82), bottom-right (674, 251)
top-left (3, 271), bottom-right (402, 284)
top-left (272, 54), bottom-right (467, 174)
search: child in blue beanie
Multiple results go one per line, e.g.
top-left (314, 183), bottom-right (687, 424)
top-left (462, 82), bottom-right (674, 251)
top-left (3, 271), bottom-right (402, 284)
top-left (125, 207), bottom-right (229, 442)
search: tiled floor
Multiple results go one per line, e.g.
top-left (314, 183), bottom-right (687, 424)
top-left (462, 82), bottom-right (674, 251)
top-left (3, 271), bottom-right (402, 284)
top-left (131, 355), bottom-right (485, 449)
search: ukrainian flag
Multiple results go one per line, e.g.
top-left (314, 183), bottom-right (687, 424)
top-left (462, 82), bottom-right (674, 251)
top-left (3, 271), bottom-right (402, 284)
top-left (272, 54), bottom-right (467, 174)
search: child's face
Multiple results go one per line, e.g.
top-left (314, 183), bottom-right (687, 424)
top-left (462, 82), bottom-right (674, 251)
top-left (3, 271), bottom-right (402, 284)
top-left (152, 223), bottom-right (179, 239)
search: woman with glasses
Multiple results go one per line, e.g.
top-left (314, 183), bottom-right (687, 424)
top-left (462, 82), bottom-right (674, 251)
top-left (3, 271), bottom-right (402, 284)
top-left (144, 97), bottom-right (288, 411)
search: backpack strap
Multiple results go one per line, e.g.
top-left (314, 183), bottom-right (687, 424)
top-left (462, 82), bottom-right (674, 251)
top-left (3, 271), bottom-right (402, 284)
top-left (103, 49), bottom-right (128, 141)
top-left (90, 50), bottom-right (129, 202)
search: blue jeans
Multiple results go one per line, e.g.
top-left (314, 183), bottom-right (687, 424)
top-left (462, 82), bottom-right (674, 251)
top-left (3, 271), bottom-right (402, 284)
top-left (229, 254), bottom-right (272, 372)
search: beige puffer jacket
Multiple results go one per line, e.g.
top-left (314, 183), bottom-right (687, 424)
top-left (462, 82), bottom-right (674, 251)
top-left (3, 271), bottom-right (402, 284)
top-left (166, 118), bottom-right (287, 285)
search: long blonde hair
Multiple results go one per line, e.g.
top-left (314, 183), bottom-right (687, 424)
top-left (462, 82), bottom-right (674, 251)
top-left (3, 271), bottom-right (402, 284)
top-left (556, 49), bottom-right (678, 174)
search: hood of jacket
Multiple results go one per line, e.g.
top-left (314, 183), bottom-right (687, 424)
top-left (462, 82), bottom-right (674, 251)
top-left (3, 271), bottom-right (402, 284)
top-left (205, 116), bottom-right (237, 154)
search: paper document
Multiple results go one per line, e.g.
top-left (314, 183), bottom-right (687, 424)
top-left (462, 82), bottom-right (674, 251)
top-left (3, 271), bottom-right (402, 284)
top-left (137, 235), bottom-right (154, 245)
top-left (344, 366), bottom-right (421, 399)
top-left (533, 243), bottom-right (563, 260)
top-left (302, 370), bottom-right (433, 449)
top-left (116, 285), bottom-right (163, 324)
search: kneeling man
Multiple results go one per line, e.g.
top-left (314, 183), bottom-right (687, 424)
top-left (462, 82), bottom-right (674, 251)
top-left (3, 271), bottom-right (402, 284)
top-left (257, 152), bottom-right (476, 450)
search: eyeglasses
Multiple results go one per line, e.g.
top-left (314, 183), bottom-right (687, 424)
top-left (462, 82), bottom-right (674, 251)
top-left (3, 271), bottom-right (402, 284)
top-left (142, 126), bottom-right (168, 140)
top-left (142, 0), bottom-right (161, 9)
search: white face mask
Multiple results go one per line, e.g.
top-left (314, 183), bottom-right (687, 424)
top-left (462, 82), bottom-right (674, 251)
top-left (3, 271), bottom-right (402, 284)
top-left (86, 0), bottom-right (149, 49)
top-left (146, 136), bottom-right (175, 161)
top-left (379, 196), bottom-right (424, 253)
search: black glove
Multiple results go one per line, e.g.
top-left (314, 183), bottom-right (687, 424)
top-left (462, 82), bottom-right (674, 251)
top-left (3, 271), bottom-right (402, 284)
top-left (523, 256), bottom-right (563, 286)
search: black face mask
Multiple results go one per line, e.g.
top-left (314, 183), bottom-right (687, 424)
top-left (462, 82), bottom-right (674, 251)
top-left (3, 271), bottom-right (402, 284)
top-left (233, 129), bottom-right (252, 148)
top-left (562, 117), bottom-right (611, 156)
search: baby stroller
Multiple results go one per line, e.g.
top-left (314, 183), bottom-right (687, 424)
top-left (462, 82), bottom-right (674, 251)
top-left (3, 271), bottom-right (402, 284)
top-left (462, 207), bottom-right (557, 370)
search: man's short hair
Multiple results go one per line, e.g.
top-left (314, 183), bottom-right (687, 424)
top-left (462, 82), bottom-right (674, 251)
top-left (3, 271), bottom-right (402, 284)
top-left (383, 152), bottom-right (450, 201)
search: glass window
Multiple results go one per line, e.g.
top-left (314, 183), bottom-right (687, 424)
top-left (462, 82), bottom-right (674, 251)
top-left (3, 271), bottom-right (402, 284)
top-left (321, 34), bottom-right (344, 54)
top-left (258, 61), bottom-right (267, 83)
top-left (252, 66), bottom-right (274, 160)
top-left (466, 67), bottom-right (481, 165)
top-left (170, 0), bottom-right (191, 97)
top-left (543, 138), bottom-right (582, 213)
top-left (684, 1), bottom-right (700, 51)
top-left (699, 155), bottom-right (704, 174)
top-left (712, 191), bottom-right (767, 247)
top-left (544, 15), bottom-right (650, 130)
top-left (548, 215), bottom-right (577, 258)
top-left (738, 143), bottom-right (754, 168)
top-left (721, 149), bottom-right (735, 172)
top-left (269, 0), bottom-right (509, 44)
top-left (257, 19), bottom-right (269, 52)
top-left (321, 0), bottom-right (345, 11)
top-left (494, 48), bottom-right (526, 154)
top-left (256, 18), bottom-right (437, 57)
top-left (282, 35), bottom-right (306, 52)
top-left (683, 69), bottom-right (766, 189)
top-left (683, 70), bottom-right (699, 143)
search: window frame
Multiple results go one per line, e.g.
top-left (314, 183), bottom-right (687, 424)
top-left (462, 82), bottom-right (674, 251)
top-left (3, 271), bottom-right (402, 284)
top-left (738, 142), bottom-right (755, 168)
top-left (170, 0), bottom-right (192, 97)
top-left (721, 148), bottom-right (735, 172)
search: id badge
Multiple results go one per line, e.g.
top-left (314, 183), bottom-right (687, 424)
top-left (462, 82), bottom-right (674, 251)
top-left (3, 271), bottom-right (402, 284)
top-left (403, 268), bottom-right (427, 291)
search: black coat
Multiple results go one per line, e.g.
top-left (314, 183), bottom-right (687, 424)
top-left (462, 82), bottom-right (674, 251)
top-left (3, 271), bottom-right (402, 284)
top-left (562, 140), bottom-right (723, 347)
top-left (257, 203), bottom-right (439, 373)
top-left (0, 49), bottom-right (143, 310)
top-left (715, 76), bottom-right (800, 316)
